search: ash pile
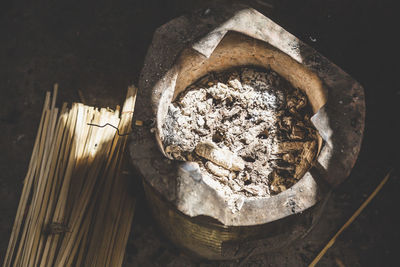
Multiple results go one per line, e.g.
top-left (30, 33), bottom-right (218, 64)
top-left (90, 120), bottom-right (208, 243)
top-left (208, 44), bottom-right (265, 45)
top-left (162, 67), bottom-right (318, 197)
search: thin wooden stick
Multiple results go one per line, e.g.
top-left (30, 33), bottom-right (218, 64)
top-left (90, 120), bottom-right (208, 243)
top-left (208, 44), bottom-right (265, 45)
top-left (53, 106), bottom-right (95, 267)
top-left (86, 110), bottom-right (124, 266)
top-left (62, 105), bottom-right (93, 220)
top-left (26, 107), bottom-right (59, 266)
top-left (67, 193), bottom-right (95, 267)
top-left (74, 216), bottom-right (91, 267)
top-left (39, 105), bottom-right (74, 267)
top-left (81, 87), bottom-right (135, 266)
top-left (43, 103), bottom-right (79, 267)
top-left (18, 108), bottom-right (52, 266)
top-left (3, 92), bottom-right (50, 267)
top-left (5, 86), bottom-right (138, 267)
top-left (65, 194), bottom-right (94, 267)
top-left (105, 86), bottom-right (137, 266)
top-left (35, 105), bottom-right (68, 266)
top-left (309, 169), bottom-right (393, 267)
top-left (98, 156), bottom-right (124, 266)
top-left (107, 155), bottom-right (136, 267)
top-left (55, 110), bottom-right (120, 266)
top-left (113, 193), bottom-right (136, 267)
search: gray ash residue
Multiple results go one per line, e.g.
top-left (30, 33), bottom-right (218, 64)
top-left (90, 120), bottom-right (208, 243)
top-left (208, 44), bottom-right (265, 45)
top-left (162, 67), bottom-right (318, 198)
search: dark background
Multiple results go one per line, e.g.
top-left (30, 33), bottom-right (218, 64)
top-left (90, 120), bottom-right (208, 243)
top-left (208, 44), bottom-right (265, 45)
top-left (0, 0), bottom-right (399, 266)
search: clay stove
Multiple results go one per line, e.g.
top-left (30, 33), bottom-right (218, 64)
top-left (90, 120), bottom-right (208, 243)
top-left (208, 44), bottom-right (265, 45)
top-left (130, 6), bottom-right (365, 260)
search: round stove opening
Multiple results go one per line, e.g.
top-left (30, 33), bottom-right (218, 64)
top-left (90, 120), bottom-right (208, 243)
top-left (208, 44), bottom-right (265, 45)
top-left (162, 66), bottom-right (318, 199)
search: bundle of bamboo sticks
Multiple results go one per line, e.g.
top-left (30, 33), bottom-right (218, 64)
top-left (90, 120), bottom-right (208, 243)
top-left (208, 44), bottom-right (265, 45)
top-left (3, 85), bottom-right (137, 267)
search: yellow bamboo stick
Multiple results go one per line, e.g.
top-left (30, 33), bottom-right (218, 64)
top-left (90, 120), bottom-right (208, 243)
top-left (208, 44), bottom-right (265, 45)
top-left (3, 92), bottom-right (50, 267)
top-left (6, 86), bottom-right (138, 267)
top-left (34, 104), bottom-right (68, 266)
top-left (18, 108), bottom-right (52, 266)
top-left (43, 103), bottom-right (79, 266)
top-left (39, 105), bottom-right (74, 267)
top-left (27, 107), bottom-right (59, 266)
top-left (55, 110), bottom-right (120, 266)
top-left (309, 169), bottom-right (393, 267)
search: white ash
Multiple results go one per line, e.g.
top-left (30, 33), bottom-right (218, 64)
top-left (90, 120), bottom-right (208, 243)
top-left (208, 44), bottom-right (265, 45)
top-left (162, 67), bottom-right (318, 200)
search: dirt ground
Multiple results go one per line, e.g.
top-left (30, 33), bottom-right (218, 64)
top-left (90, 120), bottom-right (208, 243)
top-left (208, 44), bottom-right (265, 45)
top-left (1, 0), bottom-right (399, 266)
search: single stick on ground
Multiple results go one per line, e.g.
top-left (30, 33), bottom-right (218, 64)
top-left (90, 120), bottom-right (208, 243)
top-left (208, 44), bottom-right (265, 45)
top-left (309, 169), bottom-right (393, 267)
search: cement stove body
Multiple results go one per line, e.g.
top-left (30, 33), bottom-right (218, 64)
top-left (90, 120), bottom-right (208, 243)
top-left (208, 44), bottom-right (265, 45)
top-left (130, 6), bottom-right (365, 260)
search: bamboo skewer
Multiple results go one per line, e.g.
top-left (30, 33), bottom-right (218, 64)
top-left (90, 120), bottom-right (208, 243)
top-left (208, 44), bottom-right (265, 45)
top-left (108, 87), bottom-right (137, 266)
top-left (3, 92), bottom-right (51, 267)
top-left (34, 104), bottom-right (68, 267)
top-left (55, 112), bottom-right (120, 266)
top-left (309, 169), bottom-right (393, 267)
top-left (85, 86), bottom-right (137, 267)
top-left (31, 106), bottom-right (59, 261)
top-left (18, 108), bottom-right (52, 266)
top-left (43, 103), bottom-right (79, 267)
top-left (40, 104), bottom-right (75, 267)
top-left (36, 104), bottom-right (68, 267)
top-left (29, 107), bottom-right (59, 267)
top-left (3, 86), bottom-right (138, 267)
top-left (19, 89), bottom-right (59, 266)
